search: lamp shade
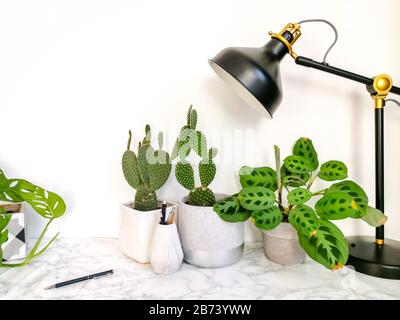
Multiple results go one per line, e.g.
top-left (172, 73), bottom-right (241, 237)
top-left (209, 36), bottom-right (291, 118)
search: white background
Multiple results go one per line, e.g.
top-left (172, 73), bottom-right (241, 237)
top-left (1, 0), bottom-right (400, 241)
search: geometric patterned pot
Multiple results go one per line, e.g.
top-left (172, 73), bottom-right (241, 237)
top-left (0, 203), bottom-right (27, 262)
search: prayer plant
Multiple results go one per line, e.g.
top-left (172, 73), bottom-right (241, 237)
top-left (213, 137), bottom-right (387, 270)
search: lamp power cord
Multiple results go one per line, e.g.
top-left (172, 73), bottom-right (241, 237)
top-left (298, 19), bottom-right (338, 65)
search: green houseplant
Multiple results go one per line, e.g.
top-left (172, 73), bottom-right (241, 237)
top-left (173, 106), bottom-right (244, 268)
top-left (119, 124), bottom-right (176, 263)
top-left (213, 137), bottom-right (387, 270)
top-left (0, 169), bottom-right (66, 267)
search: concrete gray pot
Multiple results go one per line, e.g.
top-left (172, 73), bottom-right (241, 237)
top-left (178, 194), bottom-right (244, 268)
top-left (262, 222), bottom-right (306, 265)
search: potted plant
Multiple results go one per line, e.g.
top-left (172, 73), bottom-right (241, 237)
top-left (213, 137), bottom-right (387, 270)
top-left (0, 169), bottom-right (66, 267)
top-left (173, 106), bottom-right (244, 268)
top-left (120, 125), bottom-right (176, 263)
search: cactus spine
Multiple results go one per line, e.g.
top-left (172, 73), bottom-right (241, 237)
top-left (174, 106), bottom-right (218, 207)
top-left (122, 125), bottom-right (171, 211)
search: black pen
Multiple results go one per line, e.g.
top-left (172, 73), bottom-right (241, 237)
top-left (45, 269), bottom-right (114, 290)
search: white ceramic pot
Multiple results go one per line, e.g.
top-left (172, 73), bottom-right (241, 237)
top-left (149, 223), bottom-right (183, 275)
top-left (178, 194), bottom-right (244, 268)
top-left (119, 200), bottom-right (178, 263)
top-left (262, 222), bottom-right (306, 265)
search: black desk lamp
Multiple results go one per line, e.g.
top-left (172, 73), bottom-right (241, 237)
top-left (209, 20), bottom-right (400, 279)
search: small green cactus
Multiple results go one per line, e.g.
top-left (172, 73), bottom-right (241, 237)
top-left (173, 106), bottom-right (218, 207)
top-left (122, 125), bottom-right (171, 211)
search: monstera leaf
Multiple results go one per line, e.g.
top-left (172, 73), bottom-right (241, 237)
top-left (14, 180), bottom-right (66, 219)
top-left (318, 161), bottom-right (348, 181)
top-left (299, 219), bottom-right (349, 270)
top-left (329, 180), bottom-right (368, 218)
top-left (293, 138), bottom-right (319, 171)
top-left (287, 188), bottom-right (313, 205)
top-left (284, 155), bottom-right (313, 174)
top-left (361, 206), bottom-right (388, 227)
top-left (0, 170), bottom-right (8, 190)
top-left (238, 186), bottom-right (275, 211)
top-left (281, 165), bottom-right (309, 187)
top-left (315, 191), bottom-right (364, 220)
top-left (0, 179), bottom-right (24, 203)
top-left (175, 161), bottom-right (195, 190)
top-left (251, 206), bottom-right (282, 230)
top-left (239, 166), bottom-right (277, 191)
top-left (213, 195), bottom-right (251, 222)
top-left (289, 204), bottom-right (319, 237)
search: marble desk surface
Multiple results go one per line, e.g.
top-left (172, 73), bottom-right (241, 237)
top-left (0, 238), bottom-right (399, 300)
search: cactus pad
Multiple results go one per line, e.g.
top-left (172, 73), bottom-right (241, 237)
top-left (134, 185), bottom-right (157, 211)
top-left (188, 187), bottom-right (215, 206)
top-left (199, 160), bottom-right (216, 187)
top-left (175, 161), bottom-right (195, 190)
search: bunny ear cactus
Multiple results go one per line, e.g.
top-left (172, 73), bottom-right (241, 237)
top-left (0, 169), bottom-right (66, 267)
top-left (122, 125), bottom-right (171, 211)
top-left (213, 137), bottom-right (387, 270)
top-left (174, 106), bottom-right (218, 206)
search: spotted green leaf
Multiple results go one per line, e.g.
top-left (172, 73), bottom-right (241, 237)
top-left (287, 188), bottom-right (313, 205)
top-left (315, 191), bottom-right (363, 220)
top-left (329, 180), bottom-right (368, 218)
top-left (239, 166), bottom-right (277, 191)
top-left (289, 204), bottom-right (319, 237)
top-left (361, 206), bottom-right (388, 227)
top-left (213, 195), bottom-right (251, 222)
top-left (284, 155), bottom-right (312, 174)
top-left (239, 186), bottom-right (275, 211)
top-left (293, 137), bottom-right (319, 171)
top-left (299, 219), bottom-right (349, 270)
top-left (318, 160), bottom-right (348, 181)
top-left (281, 165), bottom-right (310, 187)
top-left (251, 206), bottom-right (282, 230)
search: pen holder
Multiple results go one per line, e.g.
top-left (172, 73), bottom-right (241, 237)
top-left (149, 223), bottom-right (183, 275)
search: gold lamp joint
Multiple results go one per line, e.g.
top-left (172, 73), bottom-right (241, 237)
top-left (370, 74), bottom-right (393, 109)
top-left (269, 22), bottom-right (301, 59)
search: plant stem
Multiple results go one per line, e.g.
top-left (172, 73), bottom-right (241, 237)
top-left (274, 145), bottom-right (284, 212)
top-left (312, 189), bottom-right (328, 196)
top-left (0, 218), bottom-right (54, 268)
top-left (307, 172), bottom-right (319, 190)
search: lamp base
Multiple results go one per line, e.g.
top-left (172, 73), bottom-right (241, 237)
top-left (346, 236), bottom-right (400, 279)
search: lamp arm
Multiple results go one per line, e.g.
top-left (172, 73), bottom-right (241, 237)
top-left (295, 56), bottom-right (400, 96)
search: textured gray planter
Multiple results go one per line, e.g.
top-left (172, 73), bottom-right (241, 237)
top-left (178, 194), bottom-right (244, 268)
top-left (262, 222), bottom-right (306, 265)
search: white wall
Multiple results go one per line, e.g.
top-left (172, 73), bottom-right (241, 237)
top-left (1, 0), bottom-right (400, 241)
